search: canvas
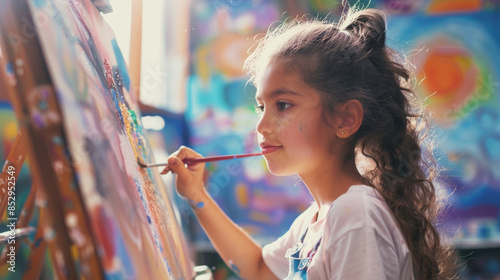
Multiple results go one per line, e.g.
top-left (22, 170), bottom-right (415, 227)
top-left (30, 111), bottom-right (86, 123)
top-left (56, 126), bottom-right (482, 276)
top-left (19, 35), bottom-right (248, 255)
top-left (0, 0), bottom-right (194, 278)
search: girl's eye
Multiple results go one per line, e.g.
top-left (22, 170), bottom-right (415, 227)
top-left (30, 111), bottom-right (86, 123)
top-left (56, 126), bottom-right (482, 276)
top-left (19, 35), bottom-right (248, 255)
top-left (277, 102), bottom-right (292, 111)
top-left (255, 104), bottom-right (264, 114)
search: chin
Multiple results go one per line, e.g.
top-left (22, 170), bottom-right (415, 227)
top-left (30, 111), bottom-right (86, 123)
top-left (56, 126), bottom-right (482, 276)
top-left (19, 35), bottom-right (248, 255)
top-left (264, 159), bottom-right (296, 176)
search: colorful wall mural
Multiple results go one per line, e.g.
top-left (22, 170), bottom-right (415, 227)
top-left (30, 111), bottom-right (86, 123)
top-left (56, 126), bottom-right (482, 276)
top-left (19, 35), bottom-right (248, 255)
top-left (386, 10), bottom-right (500, 245)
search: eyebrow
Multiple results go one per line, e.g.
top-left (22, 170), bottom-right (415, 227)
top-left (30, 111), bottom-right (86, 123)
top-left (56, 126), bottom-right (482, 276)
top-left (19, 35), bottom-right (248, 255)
top-left (255, 87), bottom-right (302, 100)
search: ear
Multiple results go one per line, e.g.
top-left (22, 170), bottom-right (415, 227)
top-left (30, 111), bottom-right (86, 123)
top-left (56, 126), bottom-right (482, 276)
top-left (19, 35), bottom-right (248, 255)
top-left (335, 99), bottom-right (363, 138)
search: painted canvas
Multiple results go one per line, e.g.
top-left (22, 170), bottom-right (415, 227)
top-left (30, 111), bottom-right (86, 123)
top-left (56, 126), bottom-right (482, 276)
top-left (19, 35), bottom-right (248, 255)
top-left (1, 0), bottom-right (193, 279)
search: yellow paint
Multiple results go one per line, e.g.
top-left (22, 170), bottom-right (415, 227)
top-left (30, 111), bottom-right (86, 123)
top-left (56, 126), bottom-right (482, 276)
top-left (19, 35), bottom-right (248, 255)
top-left (4, 121), bottom-right (18, 139)
top-left (235, 183), bottom-right (249, 207)
top-left (196, 46), bottom-right (211, 82)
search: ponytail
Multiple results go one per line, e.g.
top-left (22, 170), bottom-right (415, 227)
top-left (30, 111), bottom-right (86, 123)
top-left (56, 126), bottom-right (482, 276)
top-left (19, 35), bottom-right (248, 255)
top-left (340, 9), bottom-right (456, 279)
top-left (342, 8), bottom-right (386, 51)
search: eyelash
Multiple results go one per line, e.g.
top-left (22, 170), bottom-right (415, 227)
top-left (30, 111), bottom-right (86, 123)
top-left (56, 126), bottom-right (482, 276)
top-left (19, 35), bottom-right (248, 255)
top-left (277, 101), bottom-right (292, 111)
top-left (254, 101), bottom-right (292, 115)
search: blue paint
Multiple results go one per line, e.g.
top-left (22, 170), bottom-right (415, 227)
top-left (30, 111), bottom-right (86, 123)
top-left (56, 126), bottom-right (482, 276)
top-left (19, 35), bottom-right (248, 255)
top-left (134, 178), bottom-right (171, 271)
top-left (188, 199), bottom-right (205, 209)
top-left (53, 136), bottom-right (63, 144)
top-left (6, 61), bottom-right (14, 75)
top-left (112, 39), bottom-right (131, 91)
top-left (34, 237), bottom-right (43, 247)
top-left (33, 0), bottom-right (46, 8)
top-left (135, 178), bottom-right (150, 222)
top-left (114, 223), bottom-right (137, 277)
top-left (228, 260), bottom-right (240, 276)
top-left (111, 88), bottom-right (124, 128)
top-left (167, 260), bottom-right (172, 274)
top-left (39, 100), bottom-right (48, 110)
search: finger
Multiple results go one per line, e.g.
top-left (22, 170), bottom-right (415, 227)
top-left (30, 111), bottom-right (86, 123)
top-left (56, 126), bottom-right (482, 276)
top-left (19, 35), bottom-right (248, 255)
top-left (160, 166), bottom-right (171, 175)
top-left (175, 146), bottom-right (203, 161)
top-left (161, 149), bottom-right (185, 175)
top-left (166, 156), bottom-right (190, 178)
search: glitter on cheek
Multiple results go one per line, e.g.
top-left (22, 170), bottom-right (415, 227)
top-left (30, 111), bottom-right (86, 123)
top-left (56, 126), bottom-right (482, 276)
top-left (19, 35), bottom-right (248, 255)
top-left (275, 117), bottom-right (291, 133)
top-left (291, 119), bottom-right (316, 157)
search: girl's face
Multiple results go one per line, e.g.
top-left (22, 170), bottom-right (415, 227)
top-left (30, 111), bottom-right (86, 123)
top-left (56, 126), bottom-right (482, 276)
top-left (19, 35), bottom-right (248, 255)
top-left (255, 59), bottom-right (335, 177)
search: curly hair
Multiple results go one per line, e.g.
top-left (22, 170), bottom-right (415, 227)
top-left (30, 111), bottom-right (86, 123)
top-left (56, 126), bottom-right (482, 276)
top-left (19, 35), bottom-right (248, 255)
top-left (244, 7), bottom-right (457, 280)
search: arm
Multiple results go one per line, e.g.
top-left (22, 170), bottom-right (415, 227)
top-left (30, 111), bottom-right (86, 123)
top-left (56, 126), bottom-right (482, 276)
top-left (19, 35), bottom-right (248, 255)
top-left (162, 146), bottom-right (278, 280)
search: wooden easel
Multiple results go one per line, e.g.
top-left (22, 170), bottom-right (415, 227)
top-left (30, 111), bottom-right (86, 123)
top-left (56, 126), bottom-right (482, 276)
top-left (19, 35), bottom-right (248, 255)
top-left (0, 0), bottom-right (111, 278)
top-left (0, 7), bottom-right (46, 279)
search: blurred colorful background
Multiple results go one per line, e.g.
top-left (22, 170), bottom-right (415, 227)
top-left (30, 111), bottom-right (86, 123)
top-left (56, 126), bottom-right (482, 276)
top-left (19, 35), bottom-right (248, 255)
top-left (179, 1), bottom-right (500, 279)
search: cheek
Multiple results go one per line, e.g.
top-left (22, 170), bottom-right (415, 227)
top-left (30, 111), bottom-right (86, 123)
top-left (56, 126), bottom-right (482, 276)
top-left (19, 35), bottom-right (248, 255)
top-left (275, 118), bottom-right (291, 139)
top-left (280, 119), bottom-right (314, 156)
top-left (275, 118), bottom-right (290, 131)
top-left (297, 120), bottom-right (316, 146)
top-left (296, 114), bottom-right (329, 151)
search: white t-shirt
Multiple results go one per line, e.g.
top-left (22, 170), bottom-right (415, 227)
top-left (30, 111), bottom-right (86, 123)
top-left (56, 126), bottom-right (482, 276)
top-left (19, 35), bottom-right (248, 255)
top-left (262, 185), bottom-right (414, 280)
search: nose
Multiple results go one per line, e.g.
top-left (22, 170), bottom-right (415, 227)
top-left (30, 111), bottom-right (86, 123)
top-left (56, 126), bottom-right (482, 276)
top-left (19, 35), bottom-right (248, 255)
top-left (256, 110), bottom-right (273, 136)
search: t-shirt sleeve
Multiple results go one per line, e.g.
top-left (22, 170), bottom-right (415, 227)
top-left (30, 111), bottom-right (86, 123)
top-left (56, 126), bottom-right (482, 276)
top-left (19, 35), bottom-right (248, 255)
top-left (262, 231), bottom-right (291, 279)
top-left (262, 205), bottom-right (315, 279)
top-left (324, 225), bottom-right (401, 280)
top-left (321, 187), bottom-right (406, 280)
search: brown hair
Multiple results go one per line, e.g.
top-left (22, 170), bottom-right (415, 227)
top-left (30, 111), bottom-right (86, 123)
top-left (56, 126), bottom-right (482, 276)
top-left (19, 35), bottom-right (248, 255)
top-left (244, 7), bottom-right (457, 280)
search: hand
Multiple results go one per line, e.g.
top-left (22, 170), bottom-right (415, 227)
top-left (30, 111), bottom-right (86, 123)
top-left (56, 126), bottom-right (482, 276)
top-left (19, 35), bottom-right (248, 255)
top-left (160, 146), bottom-right (206, 201)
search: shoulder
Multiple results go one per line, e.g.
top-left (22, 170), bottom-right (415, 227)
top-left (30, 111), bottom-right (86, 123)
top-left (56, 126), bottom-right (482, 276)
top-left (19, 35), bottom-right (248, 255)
top-left (262, 203), bottom-right (317, 279)
top-left (317, 186), bottom-right (414, 279)
top-left (289, 202), bottom-right (318, 228)
top-left (264, 202), bottom-right (317, 250)
top-left (325, 185), bottom-right (398, 242)
top-left (287, 202), bottom-right (318, 235)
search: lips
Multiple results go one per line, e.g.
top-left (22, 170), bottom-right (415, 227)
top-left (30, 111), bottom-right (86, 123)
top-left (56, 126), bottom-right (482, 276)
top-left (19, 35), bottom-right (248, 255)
top-left (259, 143), bottom-right (283, 155)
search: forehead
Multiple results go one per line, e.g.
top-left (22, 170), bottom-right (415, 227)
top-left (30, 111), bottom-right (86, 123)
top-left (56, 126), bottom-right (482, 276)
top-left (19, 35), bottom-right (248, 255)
top-left (254, 59), bottom-right (312, 100)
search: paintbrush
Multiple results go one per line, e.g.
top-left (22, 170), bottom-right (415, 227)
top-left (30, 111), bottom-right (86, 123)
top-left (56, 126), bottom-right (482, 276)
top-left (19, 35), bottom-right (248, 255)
top-left (137, 152), bottom-right (262, 168)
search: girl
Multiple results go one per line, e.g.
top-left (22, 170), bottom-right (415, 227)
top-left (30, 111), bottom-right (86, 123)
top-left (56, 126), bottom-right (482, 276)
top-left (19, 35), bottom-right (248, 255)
top-left (161, 7), bottom-right (456, 280)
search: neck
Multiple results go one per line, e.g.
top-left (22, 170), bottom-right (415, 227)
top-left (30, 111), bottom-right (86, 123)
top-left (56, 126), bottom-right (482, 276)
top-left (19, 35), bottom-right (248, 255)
top-left (299, 157), bottom-right (364, 211)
